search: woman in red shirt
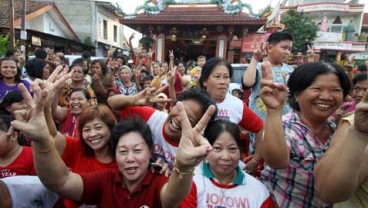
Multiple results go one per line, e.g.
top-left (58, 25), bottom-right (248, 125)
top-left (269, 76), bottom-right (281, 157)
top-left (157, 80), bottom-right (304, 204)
top-left (12, 82), bottom-right (216, 208)
top-left (0, 115), bottom-right (34, 178)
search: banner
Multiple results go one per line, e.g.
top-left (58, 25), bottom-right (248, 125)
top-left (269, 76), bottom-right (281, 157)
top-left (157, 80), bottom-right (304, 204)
top-left (241, 33), bottom-right (270, 53)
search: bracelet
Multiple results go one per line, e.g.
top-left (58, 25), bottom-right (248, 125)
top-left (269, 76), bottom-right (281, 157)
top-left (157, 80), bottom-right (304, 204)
top-left (173, 160), bottom-right (194, 179)
top-left (32, 136), bottom-right (55, 153)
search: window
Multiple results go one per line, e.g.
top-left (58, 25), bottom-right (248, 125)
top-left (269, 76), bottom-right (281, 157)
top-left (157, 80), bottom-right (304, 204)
top-left (114, 25), bottom-right (117, 42)
top-left (103, 20), bottom-right (108, 40)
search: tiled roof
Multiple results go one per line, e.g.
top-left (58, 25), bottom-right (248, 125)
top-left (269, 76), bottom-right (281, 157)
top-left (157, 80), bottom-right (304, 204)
top-left (363, 13), bottom-right (368, 26)
top-left (0, 0), bottom-right (79, 40)
top-left (0, 0), bottom-right (52, 27)
top-left (121, 5), bottom-right (266, 25)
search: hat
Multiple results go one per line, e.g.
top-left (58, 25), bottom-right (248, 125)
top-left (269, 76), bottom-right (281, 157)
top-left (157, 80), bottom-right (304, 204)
top-left (157, 93), bottom-right (168, 99)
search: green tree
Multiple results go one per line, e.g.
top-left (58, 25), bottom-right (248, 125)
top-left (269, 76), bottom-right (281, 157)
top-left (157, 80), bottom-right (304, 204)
top-left (281, 9), bottom-right (319, 52)
top-left (0, 33), bottom-right (10, 56)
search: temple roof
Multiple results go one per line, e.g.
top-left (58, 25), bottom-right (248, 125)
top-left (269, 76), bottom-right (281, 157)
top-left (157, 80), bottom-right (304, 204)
top-left (121, 4), bottom-right (266, 25)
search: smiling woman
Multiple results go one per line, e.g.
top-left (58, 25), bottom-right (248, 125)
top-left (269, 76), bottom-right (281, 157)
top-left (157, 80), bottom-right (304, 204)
top-left (0, 58), bottom-right (30, 101)
top-left (198, 57), bottom-right (264, 174)
top-left (259, 61), bottom-right (351, 207)
top-left (108, 88), bottom-right (217, 169)
top-left (181, 120), bottom-right (275, 207)
top-left (11, 79), bottom-right (217, 207)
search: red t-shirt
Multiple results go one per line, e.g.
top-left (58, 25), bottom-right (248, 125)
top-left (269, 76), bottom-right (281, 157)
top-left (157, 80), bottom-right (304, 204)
top-left (61, 137), bottom-right (117, 174)
top-left (81, 170), bottom-right (168, 207)
top-left (120, 106), bottom-right (156, 122)
top-left (239, 104), bottom-right (263, 133)
top-left (62, 136), bottom-right (117, 208)
top-left (0, 147), bottom-right (35, 178)
top-left (169, 71), bottom-right (184, 97)
top-left (61, 109), bottom-right (79, 139)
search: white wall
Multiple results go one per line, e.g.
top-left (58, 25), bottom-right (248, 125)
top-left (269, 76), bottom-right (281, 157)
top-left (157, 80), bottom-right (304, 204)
top-left (28, 15), bottom-right (44, 32)
top-left (43, 13), bottom-right (66, 37)
top-left (96, 11), bottom-right (121, 48)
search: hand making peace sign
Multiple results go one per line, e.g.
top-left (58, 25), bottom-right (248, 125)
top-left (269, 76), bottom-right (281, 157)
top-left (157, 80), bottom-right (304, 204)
top-left (174, 102), bottom-right (216, 170)
top-left (133, 85), bottom-right (172, 105)
top-left (259, 61), bottom-right (288, 111)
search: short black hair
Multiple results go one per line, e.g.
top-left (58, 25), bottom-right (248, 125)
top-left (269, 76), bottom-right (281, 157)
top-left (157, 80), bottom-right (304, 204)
top-left (114, 55), bottom-right (127, 65)
top-left (288, 62), bottom-right (351, 111)
top-left (0, 57), bottom-right (22, 82)
top-left (81, 51), bottom-right (92, 59)
top-left (352, 73), bottom-right (368, 86)
top-left (0, 91), bottom-right (23, 112)
top-left (25, 59), bottom-right (46, 79)
top-left (72, 58), bottom-right (87, 66)
top-left (177, 88), bottom-right (217, 123)
top-left (70, 88), bottom-right (91, 100)
top-left (204, 120), bottom-right (244, 152)
top-left (111, 118), bottom-right (153, 158)
top-left (199, 57), bottom-right (232, 89)
top-left (143, 76), bottom-right (153, 82)
top-left (0, 115), bottom-right (13, 132)
top-left (141, 69), bottom-right (150, 76)
top-left (197, 55), bottom-right (206, 60)
top-left (5, 49), bottom-right (17, 58)
top-left (34, 49), bottom-right (48, 60)
top-left (69, 61), bottom-right (84, 74)
top-left (267, 32), bottom-right (293, 45)
top-left (91, 59), bottom-right (108, 76)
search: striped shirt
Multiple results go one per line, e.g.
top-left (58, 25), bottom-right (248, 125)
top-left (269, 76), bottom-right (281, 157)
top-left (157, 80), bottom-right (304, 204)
top-left (261, 111), bottom-right (334, 208)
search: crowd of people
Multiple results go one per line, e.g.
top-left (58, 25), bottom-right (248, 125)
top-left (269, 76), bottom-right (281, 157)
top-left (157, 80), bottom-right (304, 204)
top-left (0, 31), bottom-right (367, 208)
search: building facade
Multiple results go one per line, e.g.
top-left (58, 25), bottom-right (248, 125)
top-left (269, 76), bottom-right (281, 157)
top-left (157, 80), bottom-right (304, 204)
top-left (0, 0), bottom-right (94, 55)
top-left (48, 0), bottom-right (128, 56)
top-left (121, 0), bottom-right (268, 63)
top-left (280, 1), bottom-right (366, 63)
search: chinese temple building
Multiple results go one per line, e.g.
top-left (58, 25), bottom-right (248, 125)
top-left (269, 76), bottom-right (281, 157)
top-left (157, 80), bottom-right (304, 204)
top-left (120, 0), bottom-right (269, 63)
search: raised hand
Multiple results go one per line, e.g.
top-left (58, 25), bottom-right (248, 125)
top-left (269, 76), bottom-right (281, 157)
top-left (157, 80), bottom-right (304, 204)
top-left (11, 83), bottom-right (50, 142)
top-left (17, 49), bottom-right (26, 65)
top-left (41, 65), bottom-right (71, 105)
top-left (107, 48), bottom-right (114, 59)
top-left (147, 48), bottom-right (155, 59)
top-left (354, 89), bottom-right (368, 134)
top-left (259, 61), bottom-right (288, 111)
top-left (167, 66), bottom-right (177, 86)
top-left (344, 56), bottom-right (355, 72)
top-left (306, 45), bottom-right (314, 57)
top-left (169, 50), bottom-right (174, 60)
top-left (175, 102), bottom-right (216, 170)
top-left (252, 42), bottom-right (267, 62)
top-left (133, 85), bottom-right (171, 105)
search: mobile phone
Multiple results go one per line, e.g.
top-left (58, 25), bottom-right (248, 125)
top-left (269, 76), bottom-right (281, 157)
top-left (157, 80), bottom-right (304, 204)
top-left (151, 163), bottom-right (163, 172)
top-left (149, 158), bottom-right (164, 172)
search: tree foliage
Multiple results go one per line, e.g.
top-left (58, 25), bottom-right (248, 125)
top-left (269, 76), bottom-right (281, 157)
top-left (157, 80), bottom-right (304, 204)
top-left (281, 9), bottom-right (319, 52)
top-left (0, 34), bottom-right (10, 56)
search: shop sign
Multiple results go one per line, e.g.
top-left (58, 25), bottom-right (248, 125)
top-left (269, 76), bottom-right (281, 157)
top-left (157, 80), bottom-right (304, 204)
top-left (241, 33), bottom-right (270, 53)
top-left (297, 4), bottom-right (349, 12)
